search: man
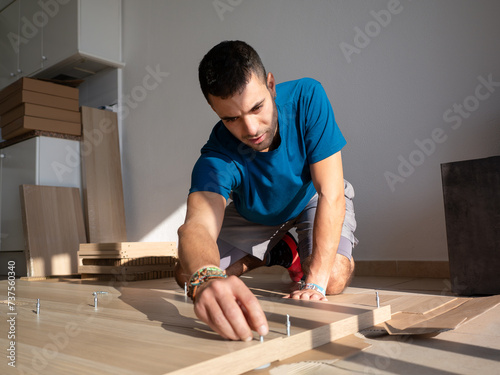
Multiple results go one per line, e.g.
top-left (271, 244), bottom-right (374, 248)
top-left (176, 40), bottom-right (357, 342)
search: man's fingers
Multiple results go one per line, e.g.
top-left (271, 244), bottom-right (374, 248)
top-left (288, 289), bottom-right (328, 301)
top-left (218, 293), bottom-right (254, 341)
top-left (233, 283), bottom-right (269, 336)
top-left (194, 276), bottom-right (268, 341)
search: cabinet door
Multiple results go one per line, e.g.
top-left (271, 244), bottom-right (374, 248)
top-left (0, 138), bottom-right (37, 252)
top-left (18, 0), bottom-right (43, 76)
top-left (80, 0), bottom-right (122, 63)
top-left (41, 0), bottom-right (78, 70)
top-left (0, 0), bottom-right (20, 89)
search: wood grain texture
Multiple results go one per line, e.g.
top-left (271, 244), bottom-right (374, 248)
top-left (0, 275), bottom-right (390, 375)
top-left (80, 106), bottom-right (127, 243)
top-left (19, 184), bottom-right (87, 277)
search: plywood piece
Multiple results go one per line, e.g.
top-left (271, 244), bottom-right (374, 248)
top-left (78, 242), bottom-right (177, 258)
top-left (1, 115), bottom-right (81, 140)
top-left (167, 305), bottom-right (391, 375)
top-left (19, 185), bottom-right (87, 277)
top-left (1, 103), bottom-right (81, 127)
top-left (78, 264), bottom-right (175, 274)
top-left (0, 276), bottom-right (391, 375)
top-left (245, 335), bottom-right (372, 374)
top-left (0, 77), bottom-right (79, 103)
top-left (0, 89), bottom-right (79, 115)
top-left (80, 106), bottom-right (127, 243)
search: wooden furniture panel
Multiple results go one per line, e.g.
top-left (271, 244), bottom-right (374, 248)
top-left (0, 277), bottom-right (390, 374)
top-left (19, 184), bottom-right (87, 277)
top-left (80, 106), bottom-right (127, 243)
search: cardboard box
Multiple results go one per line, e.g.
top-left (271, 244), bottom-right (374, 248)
top-left (0, 90), bottom-right (79, 115)
top-left (0, 77), bottom-right (79, 103)
top-left (1, 116), bottom-right (81, 140)
top-left (0, 103), bottom-right (81, 127)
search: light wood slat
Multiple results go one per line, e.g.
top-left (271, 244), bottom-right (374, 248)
top-left (79, 242), bottom-right (176, 251)
top-left (78, 242), bottom-right (177, 258)
top-left (80, 106), bottom-right (127, 243)
top-left (78, 264), bottom-right (175, 274)
top-left (167, 306), bottom-right (391, 375)
top-left (19, 185), bottom-right (87, 277)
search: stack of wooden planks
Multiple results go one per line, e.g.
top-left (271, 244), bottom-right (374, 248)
top-left (0, 77), bottom-right (81, 140)
top-left (78, 242), bottom-right (178, 281)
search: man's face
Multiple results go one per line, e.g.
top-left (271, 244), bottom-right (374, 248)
top-left (209, 72), bottom-right (278, 152)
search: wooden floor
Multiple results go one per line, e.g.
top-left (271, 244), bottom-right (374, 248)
top-left (1, 269), bottom-right (498, 374)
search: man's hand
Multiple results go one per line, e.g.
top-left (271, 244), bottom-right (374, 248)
top-left (285, 288), bottom-right (328, 301)
top-left (193, 275), bottom-right (269, 341)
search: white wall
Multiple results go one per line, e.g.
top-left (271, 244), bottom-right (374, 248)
top-left (121, 0), bottom-right (500, 261)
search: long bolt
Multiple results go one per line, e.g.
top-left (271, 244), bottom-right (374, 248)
top-left (286, 314), bottom-right (291, 336)
top-left (36, 299), bottom-right (40, 315)
top-left (376, 291), bottom-right (380, 308)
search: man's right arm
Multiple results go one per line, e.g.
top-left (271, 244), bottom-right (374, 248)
top-left (177, 191), bottom-right (226, 276)
top-left (177, 191), bottom-right (268, 341)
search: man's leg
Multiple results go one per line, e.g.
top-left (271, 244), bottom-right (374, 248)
top-left (301, 236), bottom-right (355, 295)
top-left (225, 254), bottom-right (266, 277)
top-left (296, 180), bottom-right (358, 295)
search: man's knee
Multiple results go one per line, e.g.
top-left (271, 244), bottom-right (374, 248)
top-left (174, 261), bottom-right (189, 288)
top-left (326, 256), bottom-right (355, 295)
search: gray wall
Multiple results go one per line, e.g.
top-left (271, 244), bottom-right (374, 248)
top-left (120, 0), bottom-right (500, 261)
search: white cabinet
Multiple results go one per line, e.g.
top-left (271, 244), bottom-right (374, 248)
top-left (0, 136), bottom-right (81, 254)
top-left (0, 0), bottom-right (21, 88)
top-left (0, 0), bottom-right (124, 91)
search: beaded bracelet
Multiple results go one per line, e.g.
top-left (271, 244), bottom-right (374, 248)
top-left (300, 282), bottom-right (326, 297)
top-left (187, 266), bottom-right (228, 302)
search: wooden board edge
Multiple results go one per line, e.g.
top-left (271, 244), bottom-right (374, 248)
top-left (166, 305), bottom-right (391, 375)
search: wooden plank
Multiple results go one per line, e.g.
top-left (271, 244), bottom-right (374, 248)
top-left (245, 334), bottom-right (372, 374)
top-left (78, 242), bottom-right (177, 257)
top-left (167, 305), bottom-right (391, 375)
top-left (0, 103), bottom-right (81, 127)
top-left (0, 276), bottom-right (390, 375)
top-left (0, 89), bottom-right (79, 115)
top-left (80, 106), bottom-right (127, 243)
top-left (0, 77), bottom-right (79, 103)
top-left (1, 115), bottom-right (81, 140)
top-left (78, 264), bottom-right (175, 274)
top-left (19, 185), bottom-right (87, 277)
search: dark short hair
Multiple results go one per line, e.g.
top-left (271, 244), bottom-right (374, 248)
top-left (198, 40), bottom-right (267, 102)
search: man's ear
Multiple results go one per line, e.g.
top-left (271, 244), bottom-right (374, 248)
top-left (267, 72), bottom-right (276, 97)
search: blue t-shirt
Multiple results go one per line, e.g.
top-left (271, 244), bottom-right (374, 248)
top-left (189, 78), bottom-right (346, 225)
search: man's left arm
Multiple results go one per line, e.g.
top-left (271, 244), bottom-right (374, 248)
top-left (289, 150), bottom-right (345, 300)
